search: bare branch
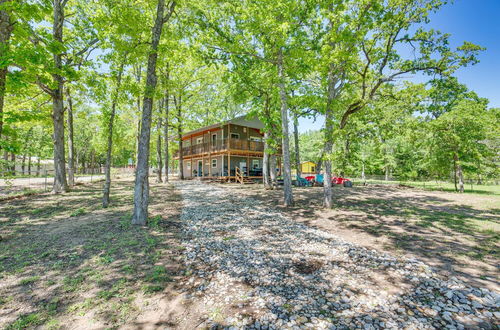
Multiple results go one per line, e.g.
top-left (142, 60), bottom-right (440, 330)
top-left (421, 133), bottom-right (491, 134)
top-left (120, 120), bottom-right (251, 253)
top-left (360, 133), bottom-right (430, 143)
top-left (207, 45), bottom-right (276, 64)
top-left (65, 38), bottom-right (99, 66)
top-left (163, 1), bottom-right (176, 23)
top-left (36, 78), bottom-right (55, 96)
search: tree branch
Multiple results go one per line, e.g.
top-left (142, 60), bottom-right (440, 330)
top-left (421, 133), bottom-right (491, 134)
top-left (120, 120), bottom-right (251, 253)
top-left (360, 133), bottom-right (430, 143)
top-left (65, 38), bottom-right (99, 66)
top-left (36, 78), bottom-right (55, 97)
top-left (163, 1), bottom-right (176, 23)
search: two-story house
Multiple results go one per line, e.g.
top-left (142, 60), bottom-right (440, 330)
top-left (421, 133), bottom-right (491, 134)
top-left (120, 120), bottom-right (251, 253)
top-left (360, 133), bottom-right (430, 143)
top-left (175, 115), bottom-right (281, 183)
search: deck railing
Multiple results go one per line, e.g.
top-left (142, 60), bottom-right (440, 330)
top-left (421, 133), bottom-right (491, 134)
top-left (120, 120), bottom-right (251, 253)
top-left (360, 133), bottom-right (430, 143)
top-left (176, 138), bottom-right (264, 157)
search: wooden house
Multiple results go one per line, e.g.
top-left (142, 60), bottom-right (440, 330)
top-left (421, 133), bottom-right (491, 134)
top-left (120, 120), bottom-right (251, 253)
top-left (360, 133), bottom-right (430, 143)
top-left (300, 161), bottom-right (317, 174)
top-left (174, 116), bottom-right (280, 183)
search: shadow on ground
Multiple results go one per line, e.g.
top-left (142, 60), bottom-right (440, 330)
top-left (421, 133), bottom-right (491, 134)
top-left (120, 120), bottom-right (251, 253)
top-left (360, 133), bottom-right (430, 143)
top-left (176, 182), bottom-right (496, 329)
top-left (0, 178), bottom-right (186, 329)
top-left (233, 184), bottom-right (499, 290)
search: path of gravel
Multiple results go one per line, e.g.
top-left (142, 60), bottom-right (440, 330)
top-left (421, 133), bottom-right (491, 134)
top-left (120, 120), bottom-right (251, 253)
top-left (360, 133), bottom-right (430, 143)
top-left (177, 181), bottom-right (499, 329)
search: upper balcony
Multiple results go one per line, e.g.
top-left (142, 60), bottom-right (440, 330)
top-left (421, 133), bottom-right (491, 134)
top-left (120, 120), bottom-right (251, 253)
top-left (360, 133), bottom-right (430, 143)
top-left (175, 137), bottom-right (265, 158)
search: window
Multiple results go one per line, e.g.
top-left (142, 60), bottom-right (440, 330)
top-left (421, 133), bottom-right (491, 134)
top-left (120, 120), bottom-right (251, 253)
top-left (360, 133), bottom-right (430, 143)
top-left (249, 136), bottom-right (262, 142)
top-left (187, 162), bottom-right (191, 169)
top-left (230, 133), bottom-right (239, 139)
top-left (196, 137), bottom-right (203, 144)
top-left (212, 159), bottom-right (217, 168)
top-left (212, 133), bottom-right (217, 146)
top-left (252, 159), bottom-right (260, 169)
top-left (311, 166), bottom-right (315, 173)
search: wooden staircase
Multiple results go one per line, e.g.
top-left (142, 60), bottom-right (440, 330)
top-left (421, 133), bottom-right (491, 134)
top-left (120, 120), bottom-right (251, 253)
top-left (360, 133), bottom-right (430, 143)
top-left (235, 167), bottom-right (255, 184)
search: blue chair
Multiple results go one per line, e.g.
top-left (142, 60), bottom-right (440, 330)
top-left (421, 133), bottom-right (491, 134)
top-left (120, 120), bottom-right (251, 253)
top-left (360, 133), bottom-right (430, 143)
top-left (296, 175), bottom-right (312, 187)
top-left (316, 174), bottom-right (324, 184)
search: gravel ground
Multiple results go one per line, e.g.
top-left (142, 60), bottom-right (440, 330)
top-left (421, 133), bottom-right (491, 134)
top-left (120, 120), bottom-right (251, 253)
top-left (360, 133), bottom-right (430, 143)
top-left (177, 181), bottom-right (499, 329)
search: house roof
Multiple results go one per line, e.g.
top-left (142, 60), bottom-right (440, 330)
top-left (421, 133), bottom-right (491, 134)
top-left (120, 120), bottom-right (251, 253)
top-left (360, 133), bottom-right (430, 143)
top-left (301, 161), bottom-right (316, 165)
top-left (182, 114), bottom-right (264, 139)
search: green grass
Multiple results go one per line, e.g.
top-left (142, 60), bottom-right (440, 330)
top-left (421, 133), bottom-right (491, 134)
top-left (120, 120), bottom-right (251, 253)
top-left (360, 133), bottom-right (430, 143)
top-left (143, 265), bottom-right (171, 294)
top-left (63, 274), bottom-right (85, 292)
top-left (7, 313), bottom-right (43, 330)
top-left (19, 276), bottom-right (40, 286)
top-left (70, 207), bottom-right (86, 217)
top-left (351, 178), bottom-right (500, 195)
top-left (0, 179), bottom-right (181, 329)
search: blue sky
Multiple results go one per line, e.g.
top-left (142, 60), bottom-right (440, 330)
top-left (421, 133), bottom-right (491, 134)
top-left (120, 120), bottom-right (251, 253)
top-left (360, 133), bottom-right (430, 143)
top-left (299, 0), bottom-right (500, 132)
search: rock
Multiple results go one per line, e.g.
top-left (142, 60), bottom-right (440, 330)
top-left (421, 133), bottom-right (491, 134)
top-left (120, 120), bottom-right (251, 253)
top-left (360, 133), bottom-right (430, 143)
top-left (176, 182), bottom-right (499, 330)
top-left (471, 301), bottom-right (483, 309)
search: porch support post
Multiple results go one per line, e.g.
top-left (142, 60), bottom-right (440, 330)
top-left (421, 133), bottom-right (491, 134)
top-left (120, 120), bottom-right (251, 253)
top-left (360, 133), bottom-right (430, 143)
top-left (208, 130), bottom-right (211, 178)
top-left (228, 123), bottom-right (231, 150)
top-left (228, 152), bottom-right (231, 181)
top-left (221, 152), bottom-right (225, 178)
top-left (247, 154), bottom-right (250, 177)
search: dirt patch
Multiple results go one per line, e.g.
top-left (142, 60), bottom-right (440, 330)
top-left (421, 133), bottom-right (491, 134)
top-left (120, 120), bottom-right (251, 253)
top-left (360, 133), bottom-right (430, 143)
top-left (0, 178), bottom-right (197, 329)
top-left (293, 259), bottom-right (323, 274)
top-left (231, 184), bottom-right (500, 292)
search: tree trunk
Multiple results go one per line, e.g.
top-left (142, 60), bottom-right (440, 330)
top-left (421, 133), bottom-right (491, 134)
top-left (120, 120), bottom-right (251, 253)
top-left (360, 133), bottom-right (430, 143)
top-left (385, 166), bottom-right (389, 181)
top-left (263, 132), bottom-right (271, 189)
top-left (134, 64), bottom-right (141, 165)
top-left (21, 154), bottom-right (26, 175)
top-left (269, 154), bottom-right (277, 187)
top-left (277, 48), bottom-right (293, 207)
top-left (175, 95), bottom-right (184, 180)
top-left (156, 100), bottom-right (163, 183)
top-left (28, 155), bottom-right (31, 176)
top-left (9, 151), bottom-right (14, 174)
top-left (323, 63), bottom-right (336, 208)
top-left (316, 153), bottom-right (323, 175)
top-left (51, 0), bottom-right (68, 193)
top-left (66, 87), bottom-right (75, 186)
top-left (136, 119), bottom-right (141, 165)
top-left (132, 0), bottom-right (174, 225)
top-left (453, 156), bottom-right (458, 192)
top-left (361, 162), bottom-right (366, 182)
top-left (81, 155), bottom-right (86, 174)
top-left (322, 141), bottom-right (333, 208)
top-left (163, 92), bottom-right (169, 183)
top-left (2, 150), bottom-right (7, 173)
top-left (293, 113), bottom-right (301, 178)
top-left (36, 157), bottom-right (41, 176)
top-left (102, 62), bottom-right (124, 208)
top-left (0, 0), bottom-right (13, 147)
top-left (90, 149), bottom-right (95, 174)
top-left (454, 153), bottom-right (464, 193)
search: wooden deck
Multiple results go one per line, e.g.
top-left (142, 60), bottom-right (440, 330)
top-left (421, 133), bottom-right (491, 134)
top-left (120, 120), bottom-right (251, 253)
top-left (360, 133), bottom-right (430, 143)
top-left (186, 175), bottom-right (263, 184)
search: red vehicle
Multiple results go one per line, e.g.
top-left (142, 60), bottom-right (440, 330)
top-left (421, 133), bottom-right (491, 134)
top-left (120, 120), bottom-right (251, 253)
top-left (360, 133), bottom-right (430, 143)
top-left (332, 176), bottom-right (350, 184)
top-left (305, 176), bottom-right (315, 182)
top-left (304, 175), bottom-right (351, 185)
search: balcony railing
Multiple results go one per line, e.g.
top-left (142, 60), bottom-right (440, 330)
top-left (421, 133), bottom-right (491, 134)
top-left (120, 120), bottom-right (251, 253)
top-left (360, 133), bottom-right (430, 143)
top-left (175, 138), bottom-right (264, 157)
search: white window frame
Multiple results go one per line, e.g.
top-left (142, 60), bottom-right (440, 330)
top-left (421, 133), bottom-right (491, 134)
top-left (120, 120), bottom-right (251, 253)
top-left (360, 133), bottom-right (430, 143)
top-left (249, 136), bottom-right (262, 142)
top-left (196, 137), bottom-right (203, 144)
top-left (211, 159), bottom-right (217, 168)
top-left (211, 133), bottom-right (217, 145)
top-left (187, 162), bottom-right (191, 169)
top-left (252, 159), bottom-right (260, 169)
top-left (230, 133), bottom-right (240, 139)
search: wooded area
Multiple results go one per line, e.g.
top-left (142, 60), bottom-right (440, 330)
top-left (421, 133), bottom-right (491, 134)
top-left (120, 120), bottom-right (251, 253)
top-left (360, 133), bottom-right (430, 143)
top-left (0, 0), bottom-right (498, 217)
top-left (1, 1), bottom-right (499, 328)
